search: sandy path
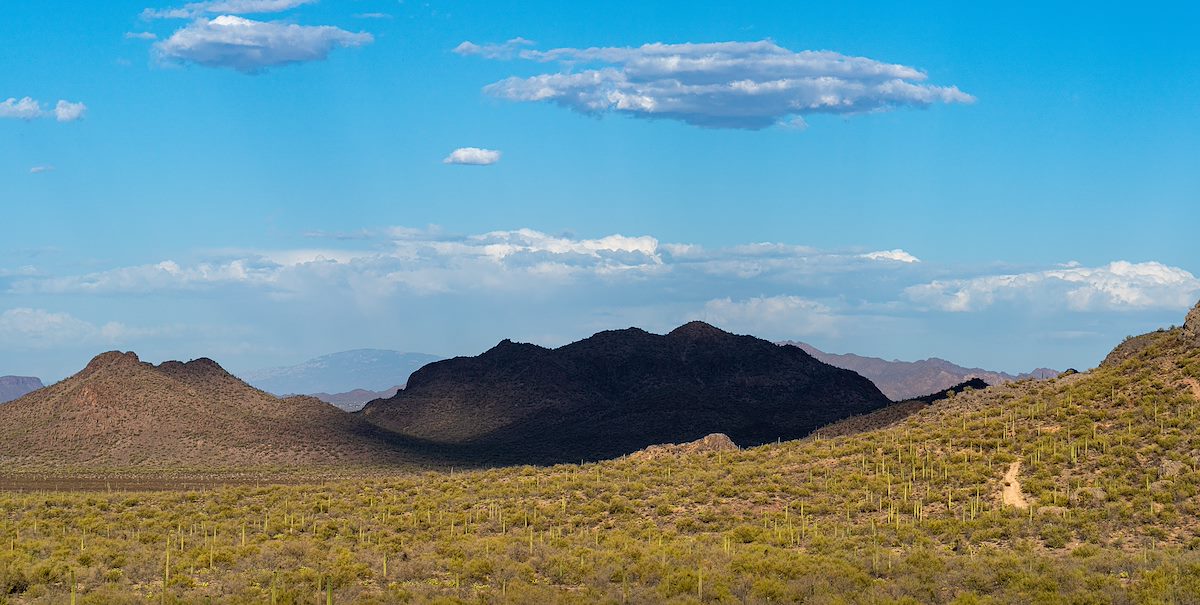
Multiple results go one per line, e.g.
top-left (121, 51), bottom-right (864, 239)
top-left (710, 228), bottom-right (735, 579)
top-left (1186, 378), bottom-right (1200, 401)
top-left (1001, 460), bottom-right (1028, 509)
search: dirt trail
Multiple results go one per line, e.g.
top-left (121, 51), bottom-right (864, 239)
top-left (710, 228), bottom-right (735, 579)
top-left (1186, 378), bottom-right (1200, 401)
top-left (1001, 461), bottom-right (1028, 509)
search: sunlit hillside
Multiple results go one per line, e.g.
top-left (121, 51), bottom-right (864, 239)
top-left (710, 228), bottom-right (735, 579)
top-left (3, 324), bottom-right (1199, 604)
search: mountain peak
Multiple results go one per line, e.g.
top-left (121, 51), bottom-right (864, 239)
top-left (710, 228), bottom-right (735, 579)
top-left (667, 321), bottom-right (729, 340)
top-left (84, 351), bottom-right (141, 372)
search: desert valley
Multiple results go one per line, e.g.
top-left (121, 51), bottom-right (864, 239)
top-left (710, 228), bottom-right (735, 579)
top-left (0, 302), bottom-right (1198, 603)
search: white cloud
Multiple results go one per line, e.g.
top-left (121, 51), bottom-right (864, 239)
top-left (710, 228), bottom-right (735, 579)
top-left (443, 147), bottom-right (502, 165)
top-left (155, 15), bottom-right (372, 73)
top-left (453, 37), bottom-right (535, 60)
top-left (461, 40), bottom-right (974, 129)
top-left (353, 12), bottom-right (392, 20)
top-left (699, 296), bottom-right (840, 338)
top-left (0, 97), bottom-right (86, 122)
top-left (906, 261), bottom-right (1200, 312)
top-left (53, 100), bottom-right (87, 122)
top-left (142, 0), bottom-right (316, 19)
top-left (8, 227), bottom-right (924, 301)
top-left (125, 31), bottom-right (158, 40)
top-left (29, 165), bottom-right (55, 174)
top-left (861, 249), bottom-right (920, 263)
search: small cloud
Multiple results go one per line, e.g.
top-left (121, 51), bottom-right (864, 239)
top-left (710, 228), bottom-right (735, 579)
top-left (125, 31), bottom-right (158, 40)
top-left (443, 147), bottom-right (502, 166)
top-left (155, 15), bottom-right (373, 73)
top-left (861, 249), bottom-right (921, 263)
top-left (0, 97), bottom-right (87, 122)
top-left (453, 37), bottom-right (535, 60)
top-left (0, 97), bottom-right (47, 120)
top-left (29, 166), bottom-right (55, 174)
top-left (53, 100), bottom-right (87, 122)
top-left (353, 12), bottom-right (393, 19)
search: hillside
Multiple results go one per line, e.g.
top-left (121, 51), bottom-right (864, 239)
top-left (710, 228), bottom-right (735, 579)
top-left (362, 321), bottom-right (891, 464)
top-left (3, 302), bottom-right (1200, 603)
top-left (782, 340), bottom-right (1058, 400)
top-left (239, 349), bottom-right (439, 396)
top-left (0, 375), bottom-right (43, 403)
top-left (0, 351), bottom-right (432, 470)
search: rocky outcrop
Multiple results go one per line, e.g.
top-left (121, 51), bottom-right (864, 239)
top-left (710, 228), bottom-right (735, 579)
top-left (629, 434), bottom-right (739, 461)
top-left (1185, 301), bottom-right (1200, 347)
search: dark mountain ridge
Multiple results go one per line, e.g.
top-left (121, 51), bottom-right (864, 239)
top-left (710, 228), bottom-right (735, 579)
top-left (361, 321), bottom-right (892, 464)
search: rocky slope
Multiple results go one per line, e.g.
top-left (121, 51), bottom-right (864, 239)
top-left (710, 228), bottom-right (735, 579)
top-left (0, 375), bottom-right (43, 403)
top-left (0, 352), bottom-right (429, 469)
top-left (361, 322), bottom-right (891, 464)
top-left (781, 341), bottom-right (1057, 400)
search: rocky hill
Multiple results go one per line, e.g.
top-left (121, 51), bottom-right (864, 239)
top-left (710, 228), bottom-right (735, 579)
top-left (781, 340), bottom-right (1057, 400)
top-left (0, 351), bottom-right (430, 469)
top-left (361, 321), bottom-right (891, 464)
top-left (0, 375), bottom-right (43, 403)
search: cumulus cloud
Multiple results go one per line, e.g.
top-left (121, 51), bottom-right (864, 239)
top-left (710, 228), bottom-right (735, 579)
top-left (52, 100), bottom-right (87, 122)
top-left (0, 97), bottom-right (87, 122)
top-left (459, 40), bottom-right (974, 129)
top-left (700, 295), bottom-right (841, 338)
top-left (443, 147), bottom-right (502, 165)
top-left (155, 15), bottom-right (372, 73)
top-left (142, 0), bottom-right (316, 19)
top-left (125, 31), bottom-right (158, 40)
top-left (905, 261), bottom-right (1200, 312)
top-left (861, 249), bottom-right (921, 263)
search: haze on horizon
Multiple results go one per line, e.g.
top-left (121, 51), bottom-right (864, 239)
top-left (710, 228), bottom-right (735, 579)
top-left (3, 0), bottom-right (1198, 381)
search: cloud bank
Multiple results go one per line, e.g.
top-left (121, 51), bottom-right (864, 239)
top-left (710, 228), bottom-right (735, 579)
top-left (906, 261), bottom-right (1200, 312)
top-left (458, 40), bottom-right (973, 129)
top-left (154, 15), bottom-right (372, 72)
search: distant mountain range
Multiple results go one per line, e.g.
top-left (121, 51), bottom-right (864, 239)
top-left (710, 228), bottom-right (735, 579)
top-left (0, 376), bottom-right (43, 403)
top-left (0, 352), bottom-right (426, 469)
top-left (239, 349), bottom-right (441, 397)
top-left (309, 386), bottom-right (403, 412)
top-left (361, 322), bottom-right (892, 464)
top-left (778, 341), bottom-right (1058, 401)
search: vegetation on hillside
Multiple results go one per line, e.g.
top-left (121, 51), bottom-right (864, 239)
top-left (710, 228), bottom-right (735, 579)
top-left (2, 330), bottom-right (1200, 603)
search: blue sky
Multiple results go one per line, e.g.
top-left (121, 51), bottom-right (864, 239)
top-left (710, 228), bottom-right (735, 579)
top-left (2, 0), bottom-right (1198, 381)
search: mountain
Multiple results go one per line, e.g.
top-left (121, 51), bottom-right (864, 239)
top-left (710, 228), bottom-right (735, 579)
top-left (0, 351), bottom-right (428, 469)
top-left (0, 376), bottom-right (43, 403)
top-left (361, 321), bottom-right (892, 464)
top-left (310, 386), bottom-right (403, 412)
top-left (239, 349), bottom-right (440, 396)
top-left (780, 340), bottom-right (1058, 400)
